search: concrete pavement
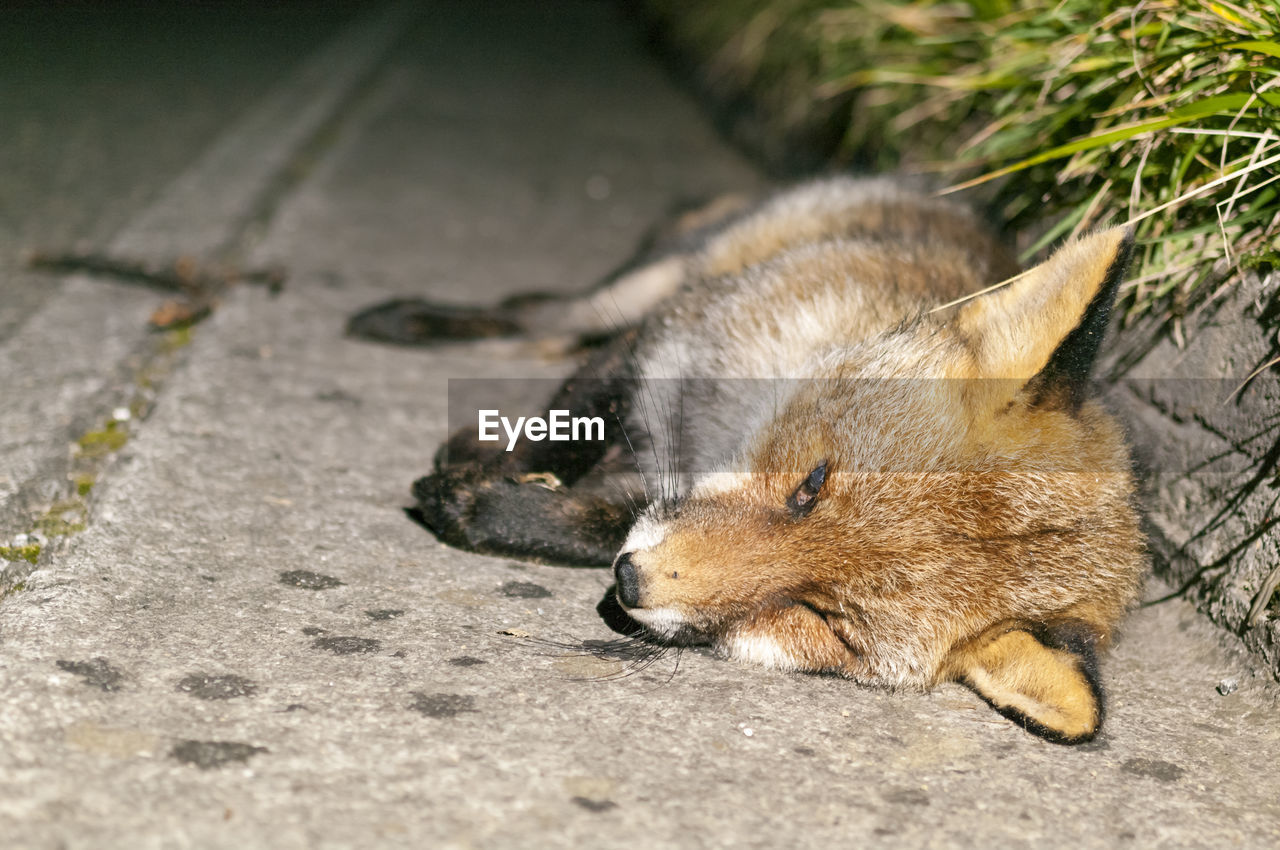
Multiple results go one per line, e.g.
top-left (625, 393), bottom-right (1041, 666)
top-left (2, 2), bottom-right (1278, 848)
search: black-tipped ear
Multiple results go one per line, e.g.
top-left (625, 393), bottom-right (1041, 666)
top-left (945, 620), bottom-right (1105, 745)
top-left (1028, 229), bottom-right (1134, 409)
top-left (956, 227), bottom-right (1134, 409)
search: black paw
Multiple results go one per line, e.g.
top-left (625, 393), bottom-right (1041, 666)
top-left (347, 298), bottom-right (522, 345)
top-left (411, 464), bottom-right (491, 551)
top-left (413, 465), bottom-right (568, 555)
top-left (411, 467), bottom-right (623, 566)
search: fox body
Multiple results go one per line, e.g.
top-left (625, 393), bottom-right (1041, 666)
top-left (350, 177), bottom-right (1146, 743)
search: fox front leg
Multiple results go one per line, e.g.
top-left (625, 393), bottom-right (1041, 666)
top-left (943, 620), bottom-right (1106, 744)
top-left (413, 464), bottom-right (632, 565)
top-left (413, 334), bottom-right (642, 566)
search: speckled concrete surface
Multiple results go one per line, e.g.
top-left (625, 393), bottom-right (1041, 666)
top-left (1, 2), bottom-right (1278, 848)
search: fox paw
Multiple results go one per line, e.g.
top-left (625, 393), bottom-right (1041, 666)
top-left (411, 464), bottom-right (570, 556)
top-left (411, 463), bottom-right (495, 552)
top-left (410, 465), bottom-right (621, 566)
top-left (347, 298), bottom-right (522, 346)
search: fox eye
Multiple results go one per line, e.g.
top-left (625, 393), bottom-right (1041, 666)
top-left (786, 459), bottom-right (828, 518)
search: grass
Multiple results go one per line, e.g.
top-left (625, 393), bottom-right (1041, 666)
top-left (644, 0), bottom-right (1280, 326)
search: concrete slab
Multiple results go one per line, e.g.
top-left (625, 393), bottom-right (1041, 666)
top-left (0, 0), bottom-right (416, 539)
top-left (1103, 270), bottom-right (1280, 676)
top-left (1, 2), bottom-right (1277, 848)
top-left (0, 1), bottom-right (372, 340)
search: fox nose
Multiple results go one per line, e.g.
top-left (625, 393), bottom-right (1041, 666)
top-left (614, 552), bottom-right (641, 608)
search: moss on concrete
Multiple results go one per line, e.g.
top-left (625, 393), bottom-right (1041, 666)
top-left (76, 421), bottom-right (129, 457)
top-left (0, 545), bottom-right (41, 565)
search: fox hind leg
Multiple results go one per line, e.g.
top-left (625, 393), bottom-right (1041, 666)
top-left (345, 193), bottom-right (752, 348)
top-left (346, 298), bottom-right (525, 346)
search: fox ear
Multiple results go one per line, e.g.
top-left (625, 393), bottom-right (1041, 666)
top-left (956, 227), bottom-right (1134, 408)
top-left (944, 621), bottom-right (1104, 744)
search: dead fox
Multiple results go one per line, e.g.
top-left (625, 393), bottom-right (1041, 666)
top-left (349, 177), bottom-right (1146, 744)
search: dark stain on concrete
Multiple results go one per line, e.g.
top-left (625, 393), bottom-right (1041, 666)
top-left (365, 609), bottom-right (405, 621)
top-left (176, 673), bottom-right (258, 700)
top-left (793, 746), bottom-right (816, 757)
top-left (881, 788), bottom-right (930, 807)
top-left (1122, 758), bottom-right (1186, 782)
top-left (500, 581), bottom-right (552, 599)
top-left (56, 658), bottom-right (124, 692)
top-left (312, 636), bottom-right (382, 655)
top-left (171, 739), bottom-right (267, 769)
top-left (301, 626), bottom-right (327, 636)
top-left (279, 570), bottom-right (344, 590)
top-left (572, 797), bottom-right (618, 813)
top-left (448, 656), bottom-right (486, 667)
top-left (409, 691), bottom-right (476, 718)
top-left (316, 388), bottom-right (362, 406)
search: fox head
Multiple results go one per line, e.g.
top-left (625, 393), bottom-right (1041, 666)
top-left (614, 227), bottom-right (1144, 743)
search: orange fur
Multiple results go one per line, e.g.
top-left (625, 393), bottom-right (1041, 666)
top-left (612, 178), bottom-right (1145, 741)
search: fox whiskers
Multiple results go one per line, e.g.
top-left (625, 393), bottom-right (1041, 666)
top-left (525, 633), bottom-right (683, 682)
